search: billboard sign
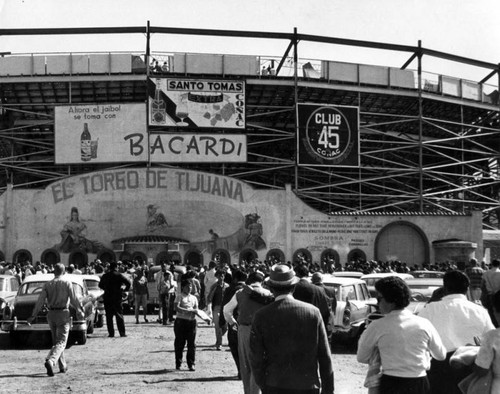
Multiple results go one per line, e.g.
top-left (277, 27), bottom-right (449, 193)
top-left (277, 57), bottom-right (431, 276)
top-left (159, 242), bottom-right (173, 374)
top-left (297, 104), bottom-right (359, 167)
top-left (55, 103), bottom-right (247, 163)
top-left (55, 103), bottom-right (147, 164)
top-left (148, 78), bottom-right (245, 129)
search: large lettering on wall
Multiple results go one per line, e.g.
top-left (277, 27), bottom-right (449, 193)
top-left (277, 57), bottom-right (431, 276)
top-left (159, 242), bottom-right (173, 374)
top-left (50, 169), bottom-right (246, 204)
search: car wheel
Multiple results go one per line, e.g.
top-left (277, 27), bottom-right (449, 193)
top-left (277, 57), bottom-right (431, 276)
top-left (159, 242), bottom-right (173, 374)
top-left (75, 331), bottom-right (87, 345)
top-left (96, 313), bottom-right (104, 328)
top-left (87, 319), bottom-right (94, 334)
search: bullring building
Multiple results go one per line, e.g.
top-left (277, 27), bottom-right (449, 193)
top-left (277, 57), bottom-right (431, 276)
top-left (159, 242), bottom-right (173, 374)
top-left (0, 25), bottom-right (498, 269)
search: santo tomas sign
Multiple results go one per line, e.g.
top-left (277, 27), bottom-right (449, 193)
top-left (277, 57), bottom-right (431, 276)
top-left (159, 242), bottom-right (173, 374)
top-left (297, 104), bottom-right (359, 167)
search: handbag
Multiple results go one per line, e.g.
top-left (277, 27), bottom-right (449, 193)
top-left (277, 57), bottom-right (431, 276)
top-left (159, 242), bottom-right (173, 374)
top-left (458, 369), bottom-right (493, 394)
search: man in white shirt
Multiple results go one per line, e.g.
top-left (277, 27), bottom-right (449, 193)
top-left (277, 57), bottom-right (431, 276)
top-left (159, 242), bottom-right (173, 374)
top-left (419, 270), bottom-right (495, 394)
top-left (357, 276), bottom-right (446, 393)
top-left (203, 261), bottom-right (217, 306)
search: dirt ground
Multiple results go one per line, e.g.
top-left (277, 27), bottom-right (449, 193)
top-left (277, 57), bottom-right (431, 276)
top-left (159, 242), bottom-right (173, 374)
top-left (0, 314), bottom-right (367, 394)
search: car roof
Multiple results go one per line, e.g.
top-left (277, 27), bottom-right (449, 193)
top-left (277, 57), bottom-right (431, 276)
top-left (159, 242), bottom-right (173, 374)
top-left (0, 274), bottom-right (17, 278)
top-left (23, 273), bottom-right (84, 286)
top-left (361, 273), bottom-right (414, 280)
top-left (321, 275), bottom-right (366, 285)
top-left (332, 271), bottom-right (364, 278)
top-left (406, 278), bottom-right (443, 286)
top-left (82, 274), bottom-right (101, 281)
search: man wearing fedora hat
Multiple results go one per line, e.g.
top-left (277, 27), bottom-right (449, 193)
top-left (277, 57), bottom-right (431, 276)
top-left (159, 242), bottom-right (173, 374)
top-left (250, 264), bottom-right (334, 394)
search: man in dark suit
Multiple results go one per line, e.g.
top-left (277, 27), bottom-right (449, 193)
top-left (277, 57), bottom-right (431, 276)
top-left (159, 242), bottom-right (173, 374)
top-left (311, 272), bottom-right (337, 342)
top-left (293, 265), bottom-right (331, 330)
top-left (99, 262), bottom-right (131, 338)
top-left (250, 264), bottom-right (334, 394)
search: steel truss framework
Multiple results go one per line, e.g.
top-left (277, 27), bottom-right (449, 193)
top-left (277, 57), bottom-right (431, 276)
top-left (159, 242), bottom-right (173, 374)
top-left (0, 26), bottom-right (500, 229)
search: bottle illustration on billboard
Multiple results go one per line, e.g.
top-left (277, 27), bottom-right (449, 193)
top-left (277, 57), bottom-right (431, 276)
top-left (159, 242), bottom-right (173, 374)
top-left (151, 79), bottom-right (166, 123)
top-left (175, 100), bottom-right (189, 126)
top-left (80, 123), bottom-right (91, 161)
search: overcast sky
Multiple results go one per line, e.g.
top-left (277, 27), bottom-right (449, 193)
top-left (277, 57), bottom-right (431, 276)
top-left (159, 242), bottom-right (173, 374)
top-left (0, 0), bottom-right (499, 83)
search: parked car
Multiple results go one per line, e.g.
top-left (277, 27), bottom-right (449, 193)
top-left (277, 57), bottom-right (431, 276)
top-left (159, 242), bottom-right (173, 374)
top-left (321, 275), bottom-right (377, 345)
top-left (82, 274), bottom-right (104, 328)
top-left (361, 273), bottom-right (414, 297)
top-left (0, 274), bottom-right (21, 314)
top-left (1, 274), bottom-right (96, 346)
top-left (366, 277), bottom-right (444, 323)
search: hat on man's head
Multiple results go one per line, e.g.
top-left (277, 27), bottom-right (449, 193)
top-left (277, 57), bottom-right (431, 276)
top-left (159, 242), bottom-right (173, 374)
top-left (267, 264), bottom-right (299, 288)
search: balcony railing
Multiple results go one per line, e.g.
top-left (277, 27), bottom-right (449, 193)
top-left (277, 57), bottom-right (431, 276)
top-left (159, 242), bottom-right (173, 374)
top-left (0, 51), bottom-right (497, 105)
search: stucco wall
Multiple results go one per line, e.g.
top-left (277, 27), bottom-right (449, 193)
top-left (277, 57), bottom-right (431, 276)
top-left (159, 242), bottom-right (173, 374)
top-left (0, 168), bottom-right (482, 266)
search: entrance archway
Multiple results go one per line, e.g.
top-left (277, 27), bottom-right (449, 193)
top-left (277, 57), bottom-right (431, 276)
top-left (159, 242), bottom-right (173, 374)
top-left (13, 249), bottom-right (33, 265)
top-left (347, 248), bottom-right (366, 263)
top-left (375, 221), bottom-right (429, 266)
top-left (97, 249), bottom-right (115, 264)
top-left (265, 249), bottom-right (285, 264)
top-left (293, 248), bottom-right (312, 265)
top-left (41, 248), bottom-right (60, 266)
top-left (69, 250), bottom-right (88, 269)
top-left (213, 249), bottom-right (231, 266)
top-left (321, 248), bottom-right (340, 272)
top-left (239, 249), bottom-right (258, 265)
top-left (132, 252), bottom-right (147, 264)
top-left (184, 249), bottom-right (203, 267)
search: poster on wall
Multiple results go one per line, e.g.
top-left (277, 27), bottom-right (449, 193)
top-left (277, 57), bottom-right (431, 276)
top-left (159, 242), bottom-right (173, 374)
top-left (55, 103), bottom-right (148, 164)
top-left (148, 78), bottom-right (245, 129)
top-left (297, 103), bottom-right (359, 167)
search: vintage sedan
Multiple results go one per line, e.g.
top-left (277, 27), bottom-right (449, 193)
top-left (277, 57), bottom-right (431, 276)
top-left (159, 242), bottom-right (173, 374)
top-left (361, 272), bottom-right (414, 297)
top-left (1, 274), bottom-right (96, 346)
top-left (82, 274), bottom-right (104, 328)
top-left (0, 274), bottom-right (20, 313)
top-left (322, 275), bottom-right (377, 345)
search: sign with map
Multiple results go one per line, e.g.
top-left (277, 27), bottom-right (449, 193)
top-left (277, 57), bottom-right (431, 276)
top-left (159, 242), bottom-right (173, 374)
top-left (148, 78), bottom-right (245, 129)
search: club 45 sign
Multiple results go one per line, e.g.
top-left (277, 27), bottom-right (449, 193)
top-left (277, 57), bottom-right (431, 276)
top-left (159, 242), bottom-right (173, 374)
top-left (297, 104), bottom-right (359, 166)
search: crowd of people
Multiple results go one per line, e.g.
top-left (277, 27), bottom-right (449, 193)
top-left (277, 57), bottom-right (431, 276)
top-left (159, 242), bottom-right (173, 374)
top-left (4, 255), bottom-right (500, 393)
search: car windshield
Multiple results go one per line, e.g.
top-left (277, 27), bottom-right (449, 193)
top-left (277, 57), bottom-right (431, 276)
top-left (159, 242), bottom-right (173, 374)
top-left (19, 281), bottom-right (84, 297)
top-left (0, 278), bottom-right (6, 291)
top-left (85, 280), bottom-right (100, 290)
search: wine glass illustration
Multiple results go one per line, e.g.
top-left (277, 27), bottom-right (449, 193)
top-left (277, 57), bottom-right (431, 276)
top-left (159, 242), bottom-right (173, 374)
top-left (175, 101), bottom-right (189, 126)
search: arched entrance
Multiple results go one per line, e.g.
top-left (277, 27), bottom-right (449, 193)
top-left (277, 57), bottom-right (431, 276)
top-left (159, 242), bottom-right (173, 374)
top-left (132, 251), bottom-right (147, 264)
top-left (375, 221), bottom-right (429, 266)
top-left (168, 251), bottom-right (182, 265)
top-left (347, 248), bottom-right (366, 263)
top-left (69, 250), bottom-right (88, 269)
top-left (13, 249), bottom-right (33, 265)
top-left (293, 248), bottom-right (312, 265)
top-left (156, 251), bottom-right (169, 265)
top-left (213, 249), bottom-right (231, 266)
top-left (41, 248), bottom-right (60, 266)
top-left (119, 251), bottom-right (132, 262)
top-left (320, 248), bottom-right (340, 272)
top-left (97, 249), bottom-right (115, 264)
top-left (265, 249), bottom-right (286, 264)
top-left (239, 248), bottom-right (258, 265)
top-left (184, 249), bottom-right (203, 267)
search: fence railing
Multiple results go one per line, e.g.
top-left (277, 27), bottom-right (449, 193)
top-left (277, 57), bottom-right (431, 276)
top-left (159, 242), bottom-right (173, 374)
top-left (0, 51), bottom-right (497, 105)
